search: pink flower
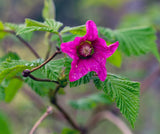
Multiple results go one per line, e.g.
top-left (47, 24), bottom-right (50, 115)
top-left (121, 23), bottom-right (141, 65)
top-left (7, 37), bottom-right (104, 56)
top-left (61, 20), bottom-right (119, 82)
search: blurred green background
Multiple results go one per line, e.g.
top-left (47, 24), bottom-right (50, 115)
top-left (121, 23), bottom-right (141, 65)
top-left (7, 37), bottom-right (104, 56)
top-left (0, 0), bottom-right (160, 134)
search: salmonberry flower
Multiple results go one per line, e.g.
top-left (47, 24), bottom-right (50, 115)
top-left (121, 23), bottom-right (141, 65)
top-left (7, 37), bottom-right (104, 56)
top-left (61, 20), bottom-right (119, 82)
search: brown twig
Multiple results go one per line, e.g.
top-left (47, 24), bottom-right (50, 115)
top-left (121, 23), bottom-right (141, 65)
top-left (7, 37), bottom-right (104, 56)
top-left (87, 111), bottom-right (133, 134)
top-left (58, 33), bottom-right (63, 44)
top-left (0, 29), bottom-right (41, 59)
top-left (29, 106), bottom-right (53, 134)
top-left (28, 74), bottom-right (59, 84)
top-left (53, 102), bottom-right (83, 132)
top-left (140, 66), bottom-right (160, 93)
top-left (49, 85), bottom-right (86, 134)
top-left (30, 50), bottom-right (61, 73)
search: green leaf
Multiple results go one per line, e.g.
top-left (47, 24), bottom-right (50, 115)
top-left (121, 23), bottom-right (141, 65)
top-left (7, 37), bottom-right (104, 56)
top-left (42, 0), bottom-right (55, 20)
top-left (0, 111), bottom-right (12, 134)
top-left (69, 93), bottom-right (113, 110)
top-left (5, 23), bottom-right (33, 41)
top-left (0, 86), bottom-right (5, 101)
top-left (5, 78), bottom-right (23, 102)
top-left (93, 73), bottom-right (140, 128)
top-left (61, 128), bottom-right (79, 134)
top-left (0, 52), bottom-right (20, 63)
top-left (41, 58), bottom-right (66, 81)
top-left (17, 19), bottom-right (63, 35)
top-left (61, 25), bottom-right (86, 36)
top-left (0, 60), bottom-right (33, 84)
top-left (98, 27), bottom-right (114, 41)
top-left (0, 21), bottom-right (7, 39)
top-left (107, 50), bottom-right (122, 67)
top-left (114, 26), bottom-right (160, 61)
top-left (24, 70), bottom-right (56, 96)
top-left (99, 26), bottom-right (160, 61)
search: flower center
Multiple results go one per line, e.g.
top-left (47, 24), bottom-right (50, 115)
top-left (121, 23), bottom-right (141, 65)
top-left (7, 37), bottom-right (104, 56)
top-left (77, 41), bottom-right (94, 58)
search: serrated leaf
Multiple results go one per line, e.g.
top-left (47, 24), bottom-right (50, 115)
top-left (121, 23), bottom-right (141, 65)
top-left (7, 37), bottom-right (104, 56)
top-left (0, 112), bottom-right (12, 134)
top-left (61, 25), bottom-right (86, 36)
top-left (5, 23), bottom-right (33, 41)
top-left (61, 128), bottom-right (79, 134)
top-left (41, 58), bottom-right (66, 81)
top-left (0, 60), bottom-right (34, 84)
top-left (5, 78), bottom-right (23, 102)
top-left (99, 26), bottom-right (160, 61)
top-left (17, 19), bottom-right (63, 35)
top-left (107, 50), bottom-right (122, 67)
top-left (115, 26), bottom-right (160, 61)
top-left (93, 73), bottom-right (140, 128)
top-left (98, 27), bottom-right (115, 41)
top-left (69, 93), bottom-right (113, 110)
top-left (42, 0), bottom-right (55, 20)
top-left (24, 70), bottom-right (56, 96)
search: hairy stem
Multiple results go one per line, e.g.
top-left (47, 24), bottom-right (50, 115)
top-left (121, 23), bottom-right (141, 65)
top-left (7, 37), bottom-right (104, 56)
top-left (29, 106), bottom-right (53, 134)
top-left (0, 29), bottom-right (40, 59)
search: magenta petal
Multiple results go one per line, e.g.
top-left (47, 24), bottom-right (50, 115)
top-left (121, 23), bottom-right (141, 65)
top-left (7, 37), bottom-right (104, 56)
top-left (93, 39), bottom-right (119, 58)
top-left (106, 41), bottom-right (119, 58)
top-left (69, 57), bottom-right (107, 82)
top-left (84, 20), bottom-right (98, 41)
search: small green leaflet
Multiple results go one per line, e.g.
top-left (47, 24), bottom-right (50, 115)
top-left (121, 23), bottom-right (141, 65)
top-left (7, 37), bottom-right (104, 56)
top-left (0, 52), bottom-right (20, 63)
top-left (69, 93), bottom-right (113, 110)
top-left (0, 21), bottom-right (7, 40)
top-left (107, 50), bottom-right (122, 67)
top-left (98, 26), bottom-right (160, 61)
top-left (61, 25), bottom-right (86, 36)
top-left (0, 112), bottom-right (12, 134)
top-left (5, 78), bottom-right (23, 102)
top-left (42, 0), bottom-right (55, 20)
top-left (61, 128), bottom-right (79, 134)
top-left (93, 73), bottom-right (140, 128)
top-left (17, 19), bottom-right (63, 35)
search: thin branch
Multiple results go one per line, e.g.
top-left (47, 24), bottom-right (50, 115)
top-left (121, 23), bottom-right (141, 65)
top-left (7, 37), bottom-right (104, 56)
top-left (58, 33), bottom-right (63, 44)
top-left (28, 74), bottom-right (59, 84)
top-left (45, 33), bottom-right (53, 60)
top-left (30, 50), bottom-right (61, 73)
top-left (0, 29), bottom-right (40, 59)
top-left (29, 106), bottom-right (53, 134)
top-left (87, 111), bottom-right (133, 134)
top-left (49, 85), bottom-right (86, 134)
top-left (141, 66), bottom-right (160, 93)
top-left (53, 101), bottom-right (82, 132)
top-left (21, 88), bottom-right (64, 120)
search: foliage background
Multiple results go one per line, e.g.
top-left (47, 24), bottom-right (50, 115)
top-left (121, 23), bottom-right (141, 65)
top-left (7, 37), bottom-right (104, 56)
top-left (0, 0), bottom-right (160, 134)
